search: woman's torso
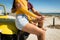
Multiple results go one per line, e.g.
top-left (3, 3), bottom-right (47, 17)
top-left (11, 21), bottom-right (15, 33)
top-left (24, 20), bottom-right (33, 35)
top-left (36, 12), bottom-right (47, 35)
top-left (16, 0), bottom-right (28, 14)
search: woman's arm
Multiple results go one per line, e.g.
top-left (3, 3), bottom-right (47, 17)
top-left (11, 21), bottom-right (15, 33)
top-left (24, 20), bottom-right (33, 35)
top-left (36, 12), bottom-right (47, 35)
top-left (19, 7), bottom-right (38, 18)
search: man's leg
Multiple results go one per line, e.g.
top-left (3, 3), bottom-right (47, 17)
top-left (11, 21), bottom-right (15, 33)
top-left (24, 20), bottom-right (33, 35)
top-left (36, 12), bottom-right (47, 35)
top-left (38, 20), bottom-right (46, 31)
top-left (38, 20), bottom-right (43, 28)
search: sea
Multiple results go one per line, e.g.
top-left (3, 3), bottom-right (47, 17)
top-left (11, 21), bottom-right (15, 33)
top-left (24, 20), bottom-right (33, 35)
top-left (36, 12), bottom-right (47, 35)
top-left (41, 13), bottom-right (60, 16)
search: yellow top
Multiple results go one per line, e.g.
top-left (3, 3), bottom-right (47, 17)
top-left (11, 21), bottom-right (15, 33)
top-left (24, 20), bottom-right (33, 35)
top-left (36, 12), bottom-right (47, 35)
top-left (16, 0), bottom-right (37, 21)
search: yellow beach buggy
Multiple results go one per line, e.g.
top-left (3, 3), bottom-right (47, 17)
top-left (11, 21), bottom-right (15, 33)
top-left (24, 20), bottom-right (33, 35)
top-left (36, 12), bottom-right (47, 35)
top-left (0, 4), bottom-right (29, 40)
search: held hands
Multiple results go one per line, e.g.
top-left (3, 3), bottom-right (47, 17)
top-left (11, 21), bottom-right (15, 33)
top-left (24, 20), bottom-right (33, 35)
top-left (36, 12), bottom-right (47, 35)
top-left (36, 15), bottom-right (45, 21)
top-left (41, 15), bottom-right (45, 20)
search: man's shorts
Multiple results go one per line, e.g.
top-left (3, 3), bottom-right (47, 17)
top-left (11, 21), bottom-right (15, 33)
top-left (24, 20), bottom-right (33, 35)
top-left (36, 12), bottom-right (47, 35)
top-left (15, 14), bottom-right (29, 30)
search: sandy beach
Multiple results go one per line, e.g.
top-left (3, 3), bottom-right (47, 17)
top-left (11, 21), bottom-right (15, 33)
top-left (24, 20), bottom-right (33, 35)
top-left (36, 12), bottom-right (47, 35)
top-left (26, 16), bottom-right (60, 40)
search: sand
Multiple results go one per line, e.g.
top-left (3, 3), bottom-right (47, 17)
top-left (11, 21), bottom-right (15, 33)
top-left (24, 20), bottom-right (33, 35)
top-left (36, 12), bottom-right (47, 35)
top-left (26, 16), bottom-right (60, 40)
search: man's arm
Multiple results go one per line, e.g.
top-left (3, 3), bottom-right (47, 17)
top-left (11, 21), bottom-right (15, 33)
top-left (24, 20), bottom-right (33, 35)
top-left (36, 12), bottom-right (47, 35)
top-left (28, 2), bottom-right (45, 20)
top-left (31, 8), bottom-right (45, 20)
top-left (31, 8), bottom-right (42, 16)
top-left (28, 2), bottom-right (42, 16)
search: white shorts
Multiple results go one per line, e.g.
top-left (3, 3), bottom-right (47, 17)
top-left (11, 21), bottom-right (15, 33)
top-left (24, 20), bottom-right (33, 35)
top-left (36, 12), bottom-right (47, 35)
top-left (15, 14), bottom-right (29, 30)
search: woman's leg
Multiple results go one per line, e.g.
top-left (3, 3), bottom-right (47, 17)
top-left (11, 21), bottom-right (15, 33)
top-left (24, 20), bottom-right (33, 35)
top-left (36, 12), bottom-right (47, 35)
top-left (16, 14), bottom-right (45, 40)
top-left (22, 23), bottom-right (45, 40)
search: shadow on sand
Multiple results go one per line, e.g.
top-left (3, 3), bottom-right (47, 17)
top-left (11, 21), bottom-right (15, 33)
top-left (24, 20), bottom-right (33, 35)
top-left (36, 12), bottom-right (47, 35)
top-left (47, 25), bottom-right (60, 29)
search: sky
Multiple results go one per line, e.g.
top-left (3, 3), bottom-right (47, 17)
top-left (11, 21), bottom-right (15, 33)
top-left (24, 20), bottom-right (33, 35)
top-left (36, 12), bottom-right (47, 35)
top-left (0, 0), bottom-right (60, 13)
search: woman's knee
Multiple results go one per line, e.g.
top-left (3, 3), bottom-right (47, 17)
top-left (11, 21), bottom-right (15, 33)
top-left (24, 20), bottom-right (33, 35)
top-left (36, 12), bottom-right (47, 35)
top-left (37, 30), bottom-right (45, 36)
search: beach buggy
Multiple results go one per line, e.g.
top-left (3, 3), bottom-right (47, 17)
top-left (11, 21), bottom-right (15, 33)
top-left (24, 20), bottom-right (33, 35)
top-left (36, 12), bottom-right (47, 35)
top-left (0, 4), bottom-right (29, 40)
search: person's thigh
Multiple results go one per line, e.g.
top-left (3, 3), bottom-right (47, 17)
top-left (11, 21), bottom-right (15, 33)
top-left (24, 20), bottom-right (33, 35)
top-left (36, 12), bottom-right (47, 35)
top-left (22, 23), bottom-right (45, 35)
top-left (15, 14), bottom-right (45, 35)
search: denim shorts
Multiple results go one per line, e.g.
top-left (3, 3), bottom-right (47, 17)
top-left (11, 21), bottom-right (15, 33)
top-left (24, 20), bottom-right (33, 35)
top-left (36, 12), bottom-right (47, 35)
top-left (15, 14), bottom-right (29, 30)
